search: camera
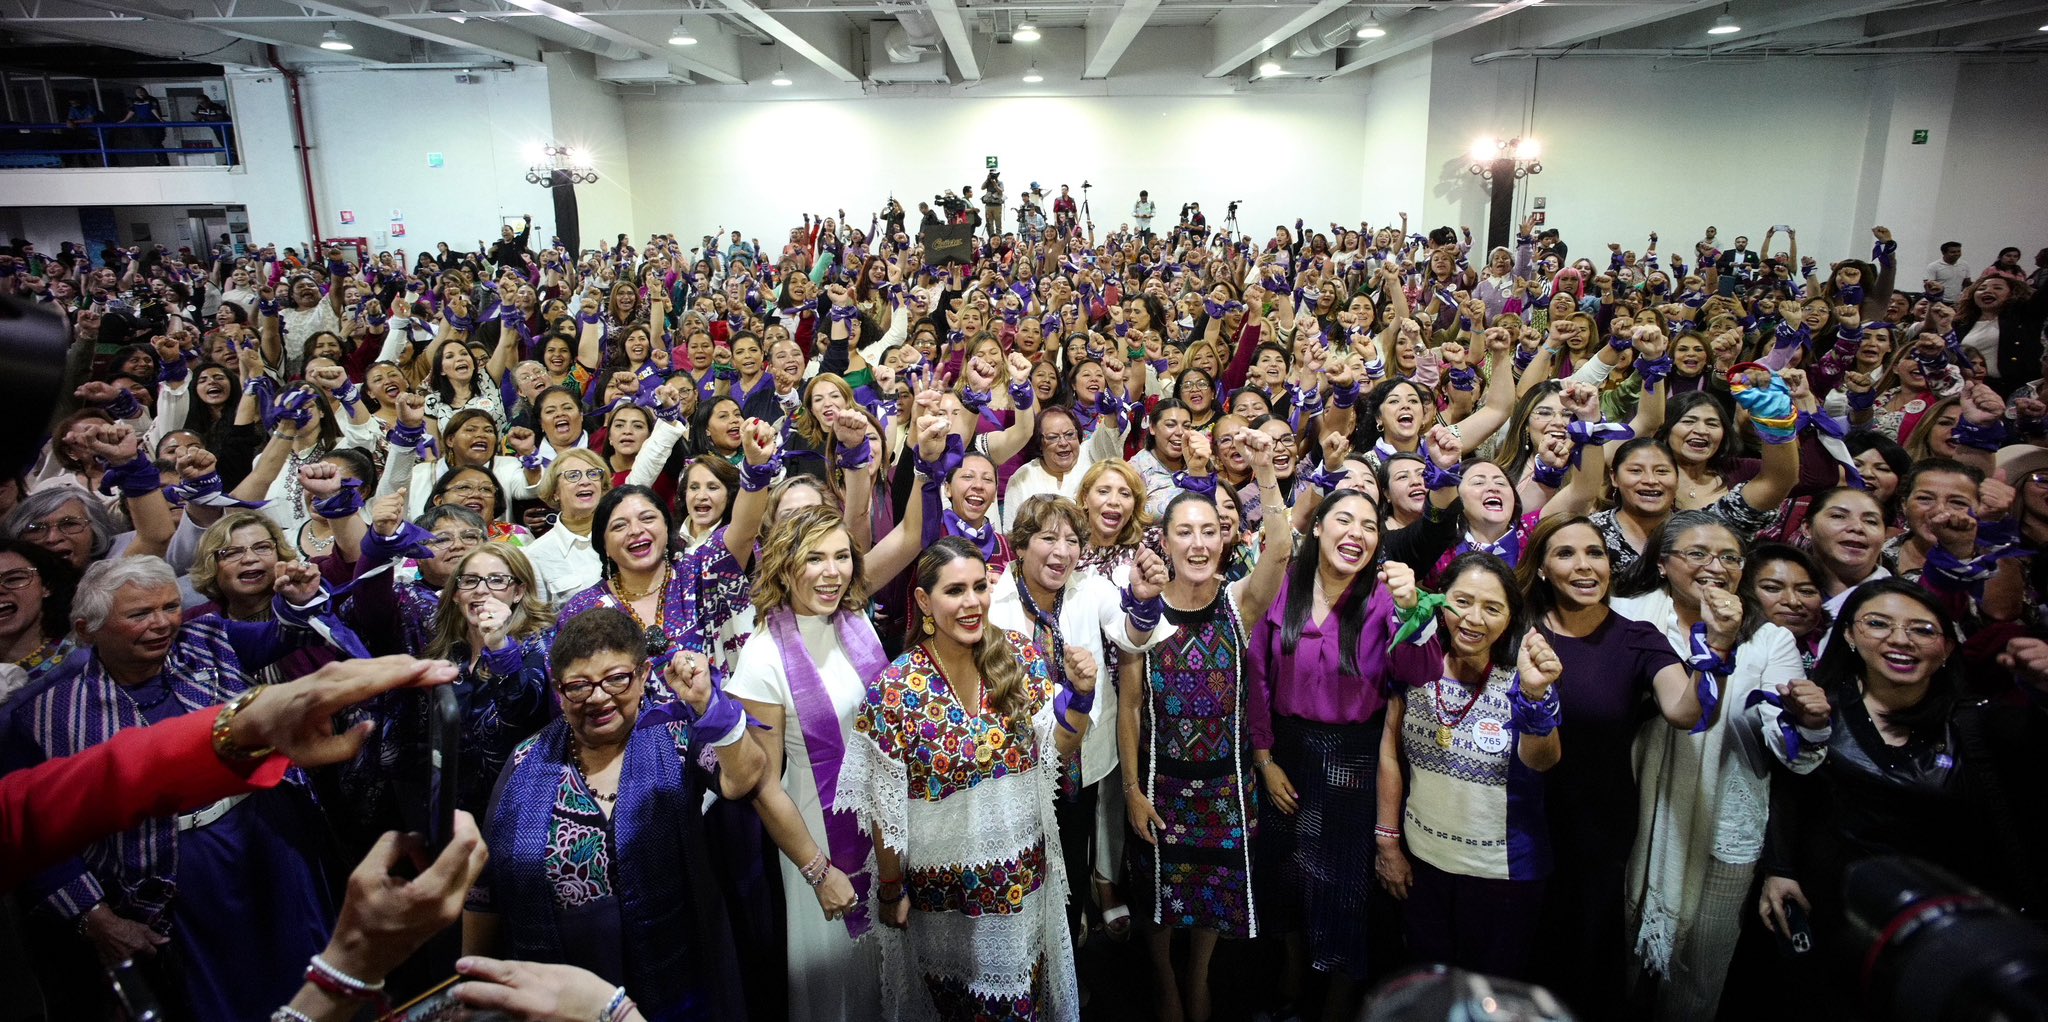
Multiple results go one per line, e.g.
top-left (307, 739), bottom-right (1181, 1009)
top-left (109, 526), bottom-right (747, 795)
top-left (1844, 856), bottom-right (2048, 1021)
top-left (1228, 200), bottom-right (1241, 216)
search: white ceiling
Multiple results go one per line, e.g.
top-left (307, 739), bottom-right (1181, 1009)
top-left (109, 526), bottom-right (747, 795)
top-left (3, 0), bottom-right (2044, 85)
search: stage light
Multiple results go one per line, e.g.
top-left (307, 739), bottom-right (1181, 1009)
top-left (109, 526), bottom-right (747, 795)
top-left (1515, 137), bottom-right (1540, 160)
top-left (771, 65), bottom-right (792, 86)
top-left (319, 25), bottom-right (354, 51)
top-left (1470, 136), bottom-right (1500, 163)
top-left (1015, 16), bottom-right (1040, 42)
top-left (668, 19), bottom-right (697, 45)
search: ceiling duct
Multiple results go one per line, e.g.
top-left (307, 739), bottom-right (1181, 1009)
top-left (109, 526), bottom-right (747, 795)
top-left (513, 15), bottom-right (644, 60)
top-left (1287, 10), bottom-right (1360, 58)
top-left (879, 5), bottom-right (942, 63)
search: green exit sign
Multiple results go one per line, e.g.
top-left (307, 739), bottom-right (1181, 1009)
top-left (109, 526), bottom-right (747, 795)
top-left (1912, 129), bottom-right (1929, 144)
top-left (986, 155), bottom-right (998, 169)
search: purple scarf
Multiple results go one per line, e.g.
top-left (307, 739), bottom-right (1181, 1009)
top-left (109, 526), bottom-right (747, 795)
top-left (763, 606), bottom-right (889, 937)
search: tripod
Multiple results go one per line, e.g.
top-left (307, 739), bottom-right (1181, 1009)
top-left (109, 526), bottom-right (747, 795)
top-left (1223, 201), bottom-right (1241, 239)
top-left (1080, 180), bottom-right (1093, 238)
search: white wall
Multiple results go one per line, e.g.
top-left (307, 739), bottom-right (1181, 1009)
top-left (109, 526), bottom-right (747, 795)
top-left (297, 66), bottom-right (554, 255)
top-left (1358, 46), bottom-right (1432, 226)
top-left (1932, 61), bottom-right (2048, 274)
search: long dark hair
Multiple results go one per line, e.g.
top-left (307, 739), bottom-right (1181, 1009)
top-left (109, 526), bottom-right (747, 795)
top-left (688, 396), bottom-right (743, 458)
top-left (1438, 550), bottom-right (1524, 667)
top-left (1356, 377), bottom-right (1433, 452)
top-left (591, 483), bottom-right (671, 580)
top-left (0, 538), bottom-right (76, 641)
top-left (1613, 509), bottom-right (1766, 644)
top-left (1280, 489), bottom-right (1379, 675)
top-left (1813, 578), bottom-right (1959, 741)
top-left (1658, 390), bottom-right (1743, 476)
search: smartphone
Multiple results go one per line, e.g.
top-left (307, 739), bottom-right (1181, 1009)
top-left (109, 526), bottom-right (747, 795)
top-left (107, 959), bottom-right (164, 1021)
top-left (383, 975), bottom-right (515, 1021)
top-left (424, 685), bottom-right (461, 856)
top-left (1771, 224), bottom-right (1791, 233)
top-left (1774, 899), bottom-right (1814, 958)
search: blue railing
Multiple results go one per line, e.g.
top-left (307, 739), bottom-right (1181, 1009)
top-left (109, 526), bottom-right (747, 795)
top-left (0, 120), bottom-right (236, 168)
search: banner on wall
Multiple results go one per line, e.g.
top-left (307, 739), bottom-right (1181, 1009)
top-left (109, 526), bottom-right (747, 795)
top-left (392, 223), bottom-right (407, 237)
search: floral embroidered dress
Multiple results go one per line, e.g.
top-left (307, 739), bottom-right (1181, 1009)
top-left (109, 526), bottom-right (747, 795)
top-left (838, 633), bottom-right (1081, 1022)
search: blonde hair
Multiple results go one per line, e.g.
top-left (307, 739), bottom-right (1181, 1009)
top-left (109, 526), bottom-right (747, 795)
top-left (541, 447), bottom-right (612, 507)
top-left (793, 374), bottom-right (857, 450)
top-left (763, 474), bottom-right (837, 529)
top-left (1075, 460), bottom-right (1154, 551)
top-left (423, 545), bottom-right (558, 660)
top-left (751, 505), bottom-right (867, 618)
top-left (190, 512), bottom-right (296, 604)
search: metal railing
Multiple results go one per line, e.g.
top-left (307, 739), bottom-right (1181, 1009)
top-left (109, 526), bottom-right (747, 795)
top-left (0, 120), bottom-right (236, 168)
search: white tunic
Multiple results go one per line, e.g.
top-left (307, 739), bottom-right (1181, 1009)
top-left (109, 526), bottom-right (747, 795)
top-left (724, 615), bottom-right (883, 1022)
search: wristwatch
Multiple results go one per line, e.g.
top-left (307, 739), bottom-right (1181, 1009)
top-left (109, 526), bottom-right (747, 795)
top-left (212, 686), bottom-right (275, 766)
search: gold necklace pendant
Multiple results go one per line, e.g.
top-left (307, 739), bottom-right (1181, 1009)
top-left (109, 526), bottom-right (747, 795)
top-left (1436, 724), bottom-right (1455, 749)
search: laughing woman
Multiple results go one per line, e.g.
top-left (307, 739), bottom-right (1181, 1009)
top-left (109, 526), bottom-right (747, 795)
top-left (840, 537), bottom-right (1097, 1022)
top-left (1374, 553), bottom-right (1562, 980)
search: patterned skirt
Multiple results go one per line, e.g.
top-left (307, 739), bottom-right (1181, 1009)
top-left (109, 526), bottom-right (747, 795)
top-left (1259, 714), bottom-right (1383, 978)
top-left (1127, 627), bottom-right (1258, 938)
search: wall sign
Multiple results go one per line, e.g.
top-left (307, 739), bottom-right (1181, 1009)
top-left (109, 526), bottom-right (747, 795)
top-left (1911, 129), bottom-right (1929, 145)
top-left (339, 210), bottom-right (356, 224)
top-left (427, 152), bottom-right (445, 168)
top-left (985, 155), bottom-right (998, 169)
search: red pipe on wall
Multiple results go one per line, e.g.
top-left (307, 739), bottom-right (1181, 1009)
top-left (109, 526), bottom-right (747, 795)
top-left (267, 46), bottom-right (324, 249)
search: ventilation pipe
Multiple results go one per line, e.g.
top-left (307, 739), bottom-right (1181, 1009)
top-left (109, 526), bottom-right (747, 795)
top-left (1287, 10), bottom-right (1360, 58)
top-left (881, 5), bottom-right (942, 63)
top-left (511, 16), bottom-right (644, 60)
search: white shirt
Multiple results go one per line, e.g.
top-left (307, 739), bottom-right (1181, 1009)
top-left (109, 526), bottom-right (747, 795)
top-left (1925, 259), bottom-right (1972, 302)
top-left (278, 301), bottom-right (342, 363)
top-left (986, 564), bottom-right (1173, 785)
top-left (996, 413), bottom-right (1127, 534)
top-left (523, 521), bottom-right (599, 606)
top-left (1962, 319), bottom-right (2002, 378)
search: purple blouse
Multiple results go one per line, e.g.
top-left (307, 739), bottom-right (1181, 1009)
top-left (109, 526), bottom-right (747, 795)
top-left (1245, 576), bottom-right (1398, 750)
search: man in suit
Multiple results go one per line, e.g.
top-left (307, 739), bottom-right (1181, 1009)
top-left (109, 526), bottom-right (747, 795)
top-left (1716, 235), bottom-right (1761, 278)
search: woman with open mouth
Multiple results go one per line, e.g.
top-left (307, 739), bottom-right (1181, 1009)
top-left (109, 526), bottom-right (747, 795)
top-left (1511, 514), bottom-right (1730, 1020)
top-left (990, 495), bottom-right (1170, 966)
top-left (1075, 459), bottom-right (1152, 582)
top-left (1609, 511), bottom-right (1828, 1019)
top-left (1757, 580), bottom-right (2025, 1015)
top-left (1243, 419), bottom-right (1458, 1016)
top-left (380, 395), bottom-right (537, 525)
top-left (1653, 386), bottom-right (1802, 527)
top-left (1129, 400), bottom-right (1193, 517)
top-left (0, 538), bottom-right (76, 700)
top-left (725, 494), bottom-right (926, 1022)
top-left (188, 511), bottom-right (339, 690)
top-left (1375, 552), bottom-right (1560, 982)
top-left (561, 416), bottom-right (778, 679)
top-left (428, 465), bottom-right (530, 546)
top-left (522, 448), bottom-right (614, 605)
top-left (840, 536), bottom-right (1099, 1022)
top-left (421, 336), bottom-right (507, 433)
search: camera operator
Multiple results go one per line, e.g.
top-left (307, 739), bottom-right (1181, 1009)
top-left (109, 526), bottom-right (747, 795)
top-left (882, 197), bottom-right (905, 238)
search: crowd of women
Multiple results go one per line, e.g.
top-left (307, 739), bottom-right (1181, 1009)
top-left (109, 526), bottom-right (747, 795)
top-left (0, 205), bottom-right (2043, 1022)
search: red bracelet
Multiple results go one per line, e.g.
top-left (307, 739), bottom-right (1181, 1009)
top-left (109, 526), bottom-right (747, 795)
top-left (304, 954), bottom-right (387, 1009)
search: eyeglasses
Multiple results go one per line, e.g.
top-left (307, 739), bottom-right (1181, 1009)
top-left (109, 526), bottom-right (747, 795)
top-left (2024, 471), bottom-right (2048, 489)
top-left (213, 540), bottom-right (279, 563)
top-left (455, 572), bottom-right (519, 592)
top-left (1042, 431), bottom-right (1079, 446)
top-left (444, 483), bottom-right (495, 498)
top-left (22, 517), bottom-right (88, 540)
top-left (427, 530), bottom-right (487, 549)
top-left (1852, 614), bottom-right (1946, 646)
top-left (557, 669), bottom-right (636, 704)
top-left (558, 468), bottom-right (607, 484)
top-left (1673, 548), bottom-right (1744, 570)
top-left (0, 568), bottom-right (39, 591)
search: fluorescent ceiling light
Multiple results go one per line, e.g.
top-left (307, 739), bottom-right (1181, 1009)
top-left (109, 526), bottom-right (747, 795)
top-left (319, 25), bottom-right (354, 50)
top-left (668, 20), bottom-right (696, 45)
top-left (1258, 57), bottom-right (1283, 75)
top-left (1015, 20), bottom-right (1040, 42)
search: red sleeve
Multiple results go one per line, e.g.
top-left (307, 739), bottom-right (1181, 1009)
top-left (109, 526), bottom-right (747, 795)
top-left (0, 708), bottom-right (287, 892)
top-left (345, 329), bottom-right (380, 382)
top-left (1221, 322), bottom-right (1261, 393)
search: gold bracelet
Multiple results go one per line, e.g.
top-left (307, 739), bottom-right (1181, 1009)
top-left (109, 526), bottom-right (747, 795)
top-left (212, 686), bottom-right (275, 766)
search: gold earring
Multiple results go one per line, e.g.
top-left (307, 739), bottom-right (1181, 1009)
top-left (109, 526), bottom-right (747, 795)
top-left (923, 617), bottom-right (935, 636)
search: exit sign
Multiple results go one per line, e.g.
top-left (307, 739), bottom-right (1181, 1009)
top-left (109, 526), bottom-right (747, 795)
top-left (1912, 129), bottom-right (1929, 144)
top-left (986, 155), bottom-right (998, 169)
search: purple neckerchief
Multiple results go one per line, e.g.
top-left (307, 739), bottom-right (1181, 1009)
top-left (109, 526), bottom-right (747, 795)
top-left (731, 371), bottom-right (776, 410)
top-left (944, 508), bottom-right (1002, 561)
top-left (763, 605), bottom-right (887, 938)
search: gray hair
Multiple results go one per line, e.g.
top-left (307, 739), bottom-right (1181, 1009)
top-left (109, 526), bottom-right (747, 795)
top-left (418, 504), bottom-right (487, 534)
top-left (3, 486), bottom-right (120, 561)
top-left (73, 555), bottom-right (177, 633)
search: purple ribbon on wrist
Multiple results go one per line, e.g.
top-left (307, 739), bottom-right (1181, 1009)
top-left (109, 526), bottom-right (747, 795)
top-left (1173, 471), bottom-right (1218, 496)
top-left (1009, 379), bottom-right (1036, 411)
top-left (1743, 688), bottom-right (1807, 761)
top-left (1053, 686), bottom-right (1096, 734)
top-left (97, 453), bottom-right (162, 500)
top-left (1121, 587), bottom-right (1164, 633)
top-left (1565, 419), bottom-right (1634, 466)
top-left (1510, 683), bottom-right (1561, 737)
top-left (1685, 623), bottom-right (1730, 736)
top-left (1948, 417), bottom-right (2007, 452)
top-left (738, 455), bottom-right (780, 492)
top-left (1445, 366), bottom-right (1479, 392)
top-left (1635, 354), bottom-right (1674, 390)
top-left (1531, 460), bottom-right (1568, 488)
top-left (387, 420), bottom-right (438, 461)
top-left (1418, 443), bottom-right (1462, 489)
top-left (835, 436), bottom-right (874, 471)
top-left (263, 387), bottom-right (315, 432)
top-left (311, 477), bottom-right (366, 520)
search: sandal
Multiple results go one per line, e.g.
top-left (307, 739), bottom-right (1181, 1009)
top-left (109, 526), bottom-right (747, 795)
top-left (1099, 903), bottom-right (1133, 941)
